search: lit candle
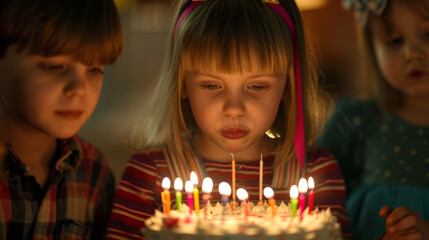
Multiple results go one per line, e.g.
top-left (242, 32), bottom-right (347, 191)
top-left (298, 178), bottom-right (308, 220)
top-left (161, 177), bottom-right (171, 215)
top-left (185, 180), bottom-right (194, 216)
top-left (236, 188), bottom-right (249, 221)
top-left (263, 187), bottom-right (276, 217)
top-left (289, 185), bottom-right (299, 217)
top-left (174, 178), bottom-right (183, 212)
top-left (259, 154), bottom-right (263, 205)
top-left (190, 171), bottom-right (200, 215)
top-left (231, 153), bottom-right (236, 211)
top-left (219, 182), bottom-right (231, 223)
top-left (308, 177), bottom-right (315, 214)
top-left (202, 177), bottom-right (213, 219)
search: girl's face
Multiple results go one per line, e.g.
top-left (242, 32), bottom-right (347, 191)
top-left (184, 71), bottom-right (286, 160)
top-left (372, 1), bottom-right (429, 102)
top-left (0, 45), bottom-right (104, 140)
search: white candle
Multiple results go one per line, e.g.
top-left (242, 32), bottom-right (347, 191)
top-left (219, 182), bottom-right (231, 222)
top-left (202, 177), bottom-right (213, 219)
top-left (236, 188), bottom-right (249, 221)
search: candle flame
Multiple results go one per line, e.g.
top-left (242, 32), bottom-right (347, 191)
top-left (263, 187), bottom-right (274, 199)
top-left (219, 182), bottom-right (231, 196)
top-left (308, 176), bottom-right (315, 190)
top-left (202, 177), bottom-right (213, 193)
top-left (162, 177), bottom-right (171, 189)
top-left (190, 171), bottom-right (198, 186)
top-left (174, 178), bottom-right (183, 191)
top-left (185, 180), bottom-right (194, 193)
top-left (290, 185), bottom-right (299, 199)
top-left (298, 178), bottom-right (308, 193)
top-left (236, 188), bottom-right (249, 200)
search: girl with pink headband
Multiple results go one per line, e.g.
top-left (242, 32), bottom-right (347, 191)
top-left (107, 0), bottom-right (350, 239)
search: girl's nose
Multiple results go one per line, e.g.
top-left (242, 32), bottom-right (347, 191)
top-left (405, 40), bottom-right (426, 63)
top-left (223, 92), bottom-right (245, 118)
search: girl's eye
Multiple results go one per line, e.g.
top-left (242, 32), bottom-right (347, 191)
top-left (387, 37), bottom-right (403, 46)
top-left (248, 85), bottom-right (268, 91)
top-left (202, 84), bottom-right (221, 90)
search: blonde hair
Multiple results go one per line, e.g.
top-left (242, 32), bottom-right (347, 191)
top-left (358, 0), bottom-right (429, 112)
top-left (132, 0), bottom-right (329, 165)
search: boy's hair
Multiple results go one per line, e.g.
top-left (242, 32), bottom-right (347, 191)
top-left (359, 0), bottom-right (429, 111)
top-left (132, 0), bottom-right (329, 165)
top-left (0, 0), bottom-right (123, 65)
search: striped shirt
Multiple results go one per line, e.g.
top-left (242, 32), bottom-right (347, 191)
top-left (0, 136), bottom-right (115, 240)
top-left (107, 146), bottom-right (350, 239)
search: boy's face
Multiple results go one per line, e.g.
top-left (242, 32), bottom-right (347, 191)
top-left (0, 45), bottom-right (104, 139)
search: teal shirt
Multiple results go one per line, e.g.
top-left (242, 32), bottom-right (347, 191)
top-left (316, 98), bottom-right (429, 239)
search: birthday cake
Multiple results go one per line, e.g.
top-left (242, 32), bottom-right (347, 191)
top-left (143, 201), bottom-right (343, 240)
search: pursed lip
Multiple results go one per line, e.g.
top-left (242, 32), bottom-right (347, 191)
top-left (408, 69), bottom-right (427, 79)
top-left (55, 110), bottom-right (83, 120)
top-left (221, 128), bottom-right (249, 140)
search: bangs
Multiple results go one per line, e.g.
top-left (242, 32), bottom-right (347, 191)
top-left (177, 0), bottom-right (293, 74)
top-left (379, 0), bottom-right (429, 28)
top-left (401, 0), bottom-right (429, 19)
top-left (9, 0), bottom-right (123, 65)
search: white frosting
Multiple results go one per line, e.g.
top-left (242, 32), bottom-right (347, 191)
top-left (144, 202), bottom-right (343, 240)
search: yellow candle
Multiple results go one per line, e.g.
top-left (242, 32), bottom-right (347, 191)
top-left (190, 171), bottom-right (200, 215)
top-left (174, 178), bottom-right (183, 212)
top-left (290, 185), bottom-right (299, 217)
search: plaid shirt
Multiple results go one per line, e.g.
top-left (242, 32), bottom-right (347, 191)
top-left (0, 136), bottom-right (115, 240)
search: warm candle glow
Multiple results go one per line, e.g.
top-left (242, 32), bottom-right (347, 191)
top-left (236, 188), bottom-right (248, 200)
top-left (219, 182), bottom-right (231, 196)
top-left (185, 180), bottom-right (194, 193)
top-left (162, 177), bottom-right (171, 189)
top-left (174, 178), bottom-right (183, 191)
top-left (290, 185), bottom-right (299, 199)
top-left (202, 177), bottom-right (213, 193)
top-left (298, 178), bottom-right (308, 193)
top-left (308, 177), bottom-right (314, 190)
top-left (190, 171), bottom-right (198, 186)
top-left (263, 187), bottom-right (274, 199)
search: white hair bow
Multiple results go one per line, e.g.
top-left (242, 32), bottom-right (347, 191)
top-left (343, 0), bottom-right (387, 27)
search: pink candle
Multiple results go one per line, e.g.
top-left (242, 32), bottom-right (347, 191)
top-left (298, 178), bottom-right (308, 220)
top-left (185, 180), bottom-right (194, 216)
top-left (308, 177), bottom-right (315, 214)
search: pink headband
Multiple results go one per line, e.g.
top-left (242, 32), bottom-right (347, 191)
top-left (174, 0), bottom-right (306, 171)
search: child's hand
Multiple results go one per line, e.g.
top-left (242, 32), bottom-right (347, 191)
top-left (379, 205), bottom-right (429, 240)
